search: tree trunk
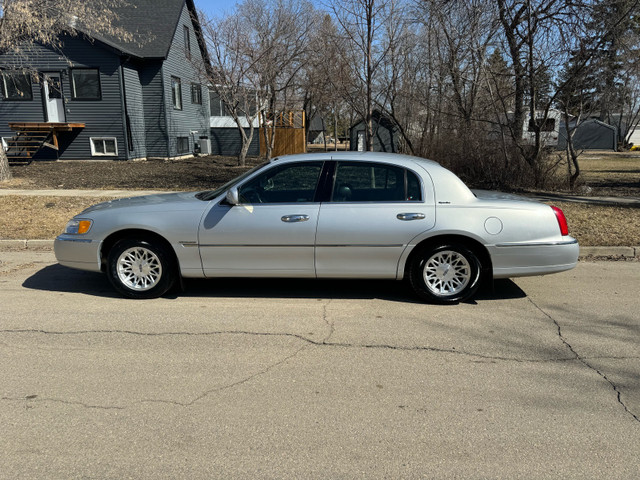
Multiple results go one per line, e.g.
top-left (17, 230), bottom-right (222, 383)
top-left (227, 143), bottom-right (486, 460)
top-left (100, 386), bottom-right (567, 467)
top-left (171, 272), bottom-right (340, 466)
top-left (562, 106), bottom-right (581, 190)
top-left (236, 123), bottom-right (250, 167)
top-left (0, 148), bottom-right (12, 182)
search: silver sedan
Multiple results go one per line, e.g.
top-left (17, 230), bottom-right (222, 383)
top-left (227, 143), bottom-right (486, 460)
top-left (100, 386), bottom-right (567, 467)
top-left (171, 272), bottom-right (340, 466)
top-left (54, 152), bottom-right (579, 303)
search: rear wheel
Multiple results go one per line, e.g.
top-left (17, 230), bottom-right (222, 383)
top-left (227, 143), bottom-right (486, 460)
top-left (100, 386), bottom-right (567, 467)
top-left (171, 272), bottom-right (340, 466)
top-left (107, 238), bottom-right (176, 299)
top-left (409, 243), bottom-right (481, 304)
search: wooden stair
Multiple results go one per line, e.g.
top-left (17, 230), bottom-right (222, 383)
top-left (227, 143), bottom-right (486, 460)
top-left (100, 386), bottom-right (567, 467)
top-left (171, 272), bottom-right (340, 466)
top-left (5, 122), bottom-right (85, 164)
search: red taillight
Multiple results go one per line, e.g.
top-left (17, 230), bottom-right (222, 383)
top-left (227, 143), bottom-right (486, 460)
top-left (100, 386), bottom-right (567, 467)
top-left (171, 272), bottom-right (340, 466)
top-left (551, 206), bottom-right (569, 236)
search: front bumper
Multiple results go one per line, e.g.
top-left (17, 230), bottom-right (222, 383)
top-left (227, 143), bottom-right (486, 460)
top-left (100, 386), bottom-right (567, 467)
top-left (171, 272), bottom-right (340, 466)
top-left (54, 235), bottom-right (102, 272)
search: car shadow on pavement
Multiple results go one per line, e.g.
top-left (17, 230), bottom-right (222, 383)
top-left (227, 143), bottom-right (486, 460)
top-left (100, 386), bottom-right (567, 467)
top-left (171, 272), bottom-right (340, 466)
top-left (182, 278), bottom-right (526, 303)
top-left (22, 264), bottom-right (121, 299)
top-left (23, 265), bottom-right (526, 303)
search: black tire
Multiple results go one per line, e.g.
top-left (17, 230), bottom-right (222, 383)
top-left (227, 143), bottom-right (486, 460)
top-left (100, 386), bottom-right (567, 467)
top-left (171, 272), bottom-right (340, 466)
top-left (106, 238), bottom-right (176, 299)
top-left (409, 243), bottom-right (482, 304)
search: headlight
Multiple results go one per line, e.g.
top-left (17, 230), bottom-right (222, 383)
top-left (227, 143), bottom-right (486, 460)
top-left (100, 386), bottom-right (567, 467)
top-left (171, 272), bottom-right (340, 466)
top-left (64, 219), bottom-right (93, 235)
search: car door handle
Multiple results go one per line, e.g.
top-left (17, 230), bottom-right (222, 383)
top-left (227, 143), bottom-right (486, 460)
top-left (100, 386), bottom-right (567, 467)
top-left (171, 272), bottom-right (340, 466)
top-left (281, 214), bottom-right (310, 223)
top-left (397, 213), bottom-right (425, 221)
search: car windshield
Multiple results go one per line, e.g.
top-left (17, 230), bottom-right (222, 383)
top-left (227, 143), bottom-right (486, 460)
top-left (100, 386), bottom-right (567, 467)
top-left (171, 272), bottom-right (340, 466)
top-left (196, 162), bottom-right (268, 201)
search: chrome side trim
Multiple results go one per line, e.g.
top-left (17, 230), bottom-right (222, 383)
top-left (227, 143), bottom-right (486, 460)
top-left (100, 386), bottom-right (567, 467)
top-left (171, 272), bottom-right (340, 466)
top-left (196, 244), bottom-right (404, 248)
top-left (317, 244), bottom-right (404, 248)
top-left (179, 241), bottom-right (198, 247)
top-left (495, 239), bottom-right (579, 248)
top-left (199, 244), bottom-right (314, 248)
top-left (55, 236), bottom-right (93, 244)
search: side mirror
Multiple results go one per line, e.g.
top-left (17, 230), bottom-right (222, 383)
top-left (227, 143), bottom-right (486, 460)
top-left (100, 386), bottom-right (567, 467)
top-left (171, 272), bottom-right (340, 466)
top-left (225, 187), bottom-right (240, 205)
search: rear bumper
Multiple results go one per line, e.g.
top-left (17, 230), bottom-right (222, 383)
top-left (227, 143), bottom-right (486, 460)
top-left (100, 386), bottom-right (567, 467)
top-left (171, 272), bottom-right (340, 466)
top-left (490, 238), bottom-right (579, 279)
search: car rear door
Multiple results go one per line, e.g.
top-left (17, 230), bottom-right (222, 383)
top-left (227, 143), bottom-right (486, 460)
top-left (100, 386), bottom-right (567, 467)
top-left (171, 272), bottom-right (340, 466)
top-left (315, 160), bottom-right (435, 278)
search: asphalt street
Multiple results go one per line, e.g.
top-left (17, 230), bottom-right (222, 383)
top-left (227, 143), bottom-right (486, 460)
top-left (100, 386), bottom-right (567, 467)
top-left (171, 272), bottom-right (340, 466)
top-left (1, 251), bottom-right (639, 478)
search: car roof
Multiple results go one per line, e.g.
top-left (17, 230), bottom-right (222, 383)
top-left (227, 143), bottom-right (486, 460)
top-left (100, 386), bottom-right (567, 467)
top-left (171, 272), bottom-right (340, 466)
top-left (270, 152), bottom-right (476, 202)
top-left (271, 151), bottom-right (441, 168)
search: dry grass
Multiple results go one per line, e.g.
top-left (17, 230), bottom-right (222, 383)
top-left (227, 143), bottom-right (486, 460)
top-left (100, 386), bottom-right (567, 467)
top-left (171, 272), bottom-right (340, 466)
top-left (561, 151), bottom-right (640, 197)
top-left (0, 195), bottom-right (116, 240)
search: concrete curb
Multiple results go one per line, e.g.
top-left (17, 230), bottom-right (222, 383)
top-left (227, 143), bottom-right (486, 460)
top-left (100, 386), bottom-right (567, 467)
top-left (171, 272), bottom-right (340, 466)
top-left (578, 246), bottom-right (640, 259)
top-left (1, 240), bottom-right (639, 260)
top-left (0, 239), bottom-right (55, 250)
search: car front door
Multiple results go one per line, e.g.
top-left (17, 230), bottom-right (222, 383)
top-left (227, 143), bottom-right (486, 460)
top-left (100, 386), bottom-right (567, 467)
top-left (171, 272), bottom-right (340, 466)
top-left (315, 160), bottom-right (436, 278)
top-left (198, 161), bottom-right (325, 277)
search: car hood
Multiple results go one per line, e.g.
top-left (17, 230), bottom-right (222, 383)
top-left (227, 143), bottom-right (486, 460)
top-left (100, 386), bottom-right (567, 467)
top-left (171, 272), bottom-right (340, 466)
top-left (78, 192), bottom-right (205, 215)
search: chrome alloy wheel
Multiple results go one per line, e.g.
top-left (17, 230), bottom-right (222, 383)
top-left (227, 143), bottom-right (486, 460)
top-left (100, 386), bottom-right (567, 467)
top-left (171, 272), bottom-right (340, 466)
top-left (116, 246), bottom-right (163, 291)
top-left (423, 250), bottom-right (471, 296)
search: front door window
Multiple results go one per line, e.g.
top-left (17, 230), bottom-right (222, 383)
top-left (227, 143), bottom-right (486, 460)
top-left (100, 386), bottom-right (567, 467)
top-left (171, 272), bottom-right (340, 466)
top-left (238, 162), bottom-right (323, 204)
top-left (43, 73), bottom-right (65, 122)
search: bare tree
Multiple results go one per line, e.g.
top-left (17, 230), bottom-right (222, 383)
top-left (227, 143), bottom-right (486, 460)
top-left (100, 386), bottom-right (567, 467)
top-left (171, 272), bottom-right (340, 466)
top-left (0, 0), bottom-right (132, 181)
top-left (199, 12), bottom-right (264, 166)
top-left (410, 0), bottom-right (498, 160)
top-left (244, 0), bottom-right (316, 160)
top-left (300, 13), bottom-right (348, 151)
top-left (329, 0), bottom-right (399, 151)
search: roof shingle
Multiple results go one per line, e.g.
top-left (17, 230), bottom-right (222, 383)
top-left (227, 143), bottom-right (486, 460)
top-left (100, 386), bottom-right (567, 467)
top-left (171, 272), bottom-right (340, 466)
top-left (87, 0), bottom-right (191, 59)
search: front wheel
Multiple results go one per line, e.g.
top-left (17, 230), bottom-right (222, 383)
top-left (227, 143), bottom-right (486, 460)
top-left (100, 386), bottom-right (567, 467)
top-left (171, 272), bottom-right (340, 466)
top-left (107, 238), bottom-right (176, 299)
top-left (409, 243), bottom-right (482, 304)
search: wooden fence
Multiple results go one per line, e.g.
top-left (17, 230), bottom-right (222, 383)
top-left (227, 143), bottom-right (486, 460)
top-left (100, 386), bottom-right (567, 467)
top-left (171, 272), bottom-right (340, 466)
top-left (259, 111), bottom-right (306, 157)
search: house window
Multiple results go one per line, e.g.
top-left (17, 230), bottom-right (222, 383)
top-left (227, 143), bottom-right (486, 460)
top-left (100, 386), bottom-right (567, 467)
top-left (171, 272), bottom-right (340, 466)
top-left (209, 90), bottom-right (226, 116)
top-left (177, 136), bottom-right (189, 154)
top-left (191, 83), bottom-right (202, 104)
top-left (184, 25), bottom-right (191, 59)
top-left (90, 137), bottom-right (118, 156)
top-left (70, 68), bottom-right (101, 100)
top-left (528, 118), bottom-right (556, 132)
top-left (172, 76), bottom-right (182, 110)
top-left (1, 72), bottom-right (33, 100)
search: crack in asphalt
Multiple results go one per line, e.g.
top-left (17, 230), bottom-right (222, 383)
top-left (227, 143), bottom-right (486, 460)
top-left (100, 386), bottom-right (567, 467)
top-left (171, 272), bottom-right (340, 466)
top-left (2, 309), bottom-right (639, 416)
top-left (1, 343), bottom-right (310, 410)
top-left (527, 297), bottom-right (640, 424)
top-left (2, 328), bottom-right (638, 364)
top-left (321, 298), bottom-right (335, 344)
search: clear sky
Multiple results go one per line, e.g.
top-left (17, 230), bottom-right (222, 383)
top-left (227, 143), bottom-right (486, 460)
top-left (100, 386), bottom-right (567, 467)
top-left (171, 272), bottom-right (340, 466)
top-left (196, 0), bottom-right (240, 19)
top-left (196, 0), bottom-right (329, 19)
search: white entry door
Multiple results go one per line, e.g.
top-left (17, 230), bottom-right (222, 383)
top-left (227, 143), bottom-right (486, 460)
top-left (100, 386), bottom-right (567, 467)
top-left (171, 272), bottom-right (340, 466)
top-left (43, 73), bottom-right (65, 122)
top-left (357, 130), bottom-right (365, 151)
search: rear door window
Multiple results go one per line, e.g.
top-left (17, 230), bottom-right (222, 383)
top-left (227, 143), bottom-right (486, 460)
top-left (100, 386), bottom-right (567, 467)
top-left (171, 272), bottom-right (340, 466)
top-left (331, 162), bottom-right (422, 202)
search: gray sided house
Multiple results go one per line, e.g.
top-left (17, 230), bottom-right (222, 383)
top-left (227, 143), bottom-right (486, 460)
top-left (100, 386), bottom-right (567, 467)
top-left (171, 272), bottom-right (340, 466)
top-left (208, 91), bottom-right (260, 157)
top-left (0, 0), bottom-right (210, 162)
top-left (350, 111), bottom-right (398, 153)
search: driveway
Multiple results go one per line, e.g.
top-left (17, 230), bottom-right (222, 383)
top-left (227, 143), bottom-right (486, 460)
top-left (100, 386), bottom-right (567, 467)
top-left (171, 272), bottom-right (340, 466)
top-left (1, 251), bottom-right (639, 478)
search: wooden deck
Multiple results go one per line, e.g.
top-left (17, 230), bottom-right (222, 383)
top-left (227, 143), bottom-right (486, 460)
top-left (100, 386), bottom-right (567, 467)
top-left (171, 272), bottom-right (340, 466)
top-left (6, 122), bottom-right (86, 163)
top-left (9, 122), bottom-right (86, 132)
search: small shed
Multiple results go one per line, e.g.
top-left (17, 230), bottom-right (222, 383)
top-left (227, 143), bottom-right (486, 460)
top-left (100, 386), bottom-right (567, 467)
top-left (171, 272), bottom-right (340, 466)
top-left (557, 119), bottom-right (618, 150)
top-left (307, 115), bottom-right (326, 144)
top-left (350, 110), bottom-right (398, 152)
